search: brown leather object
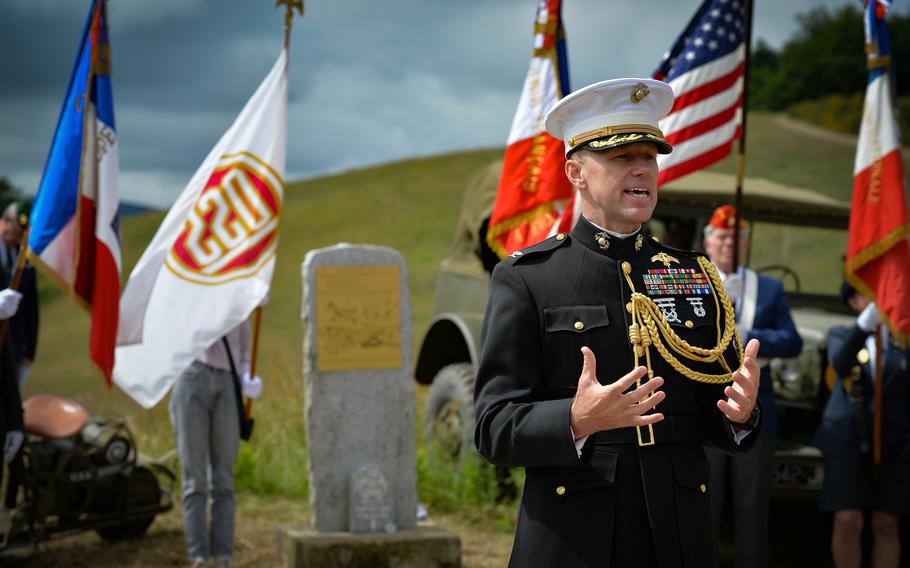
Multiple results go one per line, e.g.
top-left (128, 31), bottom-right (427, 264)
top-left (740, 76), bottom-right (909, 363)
top-left (23, 394), bottom-right (89, 439)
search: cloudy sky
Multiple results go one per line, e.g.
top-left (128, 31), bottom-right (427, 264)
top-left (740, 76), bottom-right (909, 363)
top-left (1, 0), bottom-right (901, 208)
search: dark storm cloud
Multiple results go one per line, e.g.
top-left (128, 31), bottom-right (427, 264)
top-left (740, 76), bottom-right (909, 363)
top-left (2, 0), bottom-right (905, 207)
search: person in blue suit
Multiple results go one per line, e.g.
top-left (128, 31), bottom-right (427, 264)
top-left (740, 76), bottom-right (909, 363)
top-left (814, 283), bottom-right (910, 568)
top-left (702, 205), bottom-right (803, 568)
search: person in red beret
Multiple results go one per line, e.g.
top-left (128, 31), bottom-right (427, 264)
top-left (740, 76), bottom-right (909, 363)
top-left (702, 204), bottom-right (803, 568)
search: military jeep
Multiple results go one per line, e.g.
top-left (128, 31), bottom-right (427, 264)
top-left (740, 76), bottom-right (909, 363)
top-left (415, 160), bottom-right (854, 501)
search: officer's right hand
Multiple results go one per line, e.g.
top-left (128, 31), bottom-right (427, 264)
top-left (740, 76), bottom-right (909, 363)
top-left (569, 346), bottom-right (665, 440)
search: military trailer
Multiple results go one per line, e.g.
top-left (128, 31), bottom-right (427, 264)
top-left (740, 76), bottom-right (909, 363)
top-left (415, 160), bottom-right (854, 500)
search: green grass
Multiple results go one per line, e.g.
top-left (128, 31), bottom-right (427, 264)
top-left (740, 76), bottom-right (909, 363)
top-left (24, 111), bottom-right (898, 517)
top-left (704, 111), bottom-right (858, 203)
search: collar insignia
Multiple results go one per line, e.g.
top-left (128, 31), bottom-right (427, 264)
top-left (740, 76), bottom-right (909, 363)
top-left (651, 252), bottom-right (680, 268)
top-left (635, 234), bottom-right (643, 252)
top-left (594, 231), bottom-right (610, 250)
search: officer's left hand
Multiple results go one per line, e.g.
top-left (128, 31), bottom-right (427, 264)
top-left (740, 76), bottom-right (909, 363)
top-left (717, 338), bottom-right (760, 424)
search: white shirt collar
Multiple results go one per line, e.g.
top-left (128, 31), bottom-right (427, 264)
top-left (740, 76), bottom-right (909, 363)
top-left (585, 217), bottom-right (641, 239)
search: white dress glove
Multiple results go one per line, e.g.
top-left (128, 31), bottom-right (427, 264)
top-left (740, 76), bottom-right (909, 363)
top-left (724, 274), bottom-right (744, 304)
top-left (241, 372), bottom-right (263, 399)
top-left (857, 302), bottom-right (880, 333)
top-left (0, 289), bottom-right (22, 320)
top-left (4, 431), bottom-right (24, 463)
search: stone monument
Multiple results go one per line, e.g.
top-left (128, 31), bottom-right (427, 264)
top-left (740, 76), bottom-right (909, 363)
top-left (279, 243), bottom-right (460, 568)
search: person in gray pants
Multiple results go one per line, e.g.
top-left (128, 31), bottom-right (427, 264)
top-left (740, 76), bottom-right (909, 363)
top-left (169, 321), bottom-right (263, 568)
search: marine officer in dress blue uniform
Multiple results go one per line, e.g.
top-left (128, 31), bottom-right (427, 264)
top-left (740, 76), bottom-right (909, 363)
top-left (474, 78), bottom-right (763, 568)
top-left (814, 283), bottom-right (910, 568)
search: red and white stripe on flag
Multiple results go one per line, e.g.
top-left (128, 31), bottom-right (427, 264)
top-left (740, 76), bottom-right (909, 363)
top-left (846, 68), bottom-right (910, 346)
top-left (652, 0), bottom-right (747, 187)
top-left (486, 0), bottom-right (572, 258)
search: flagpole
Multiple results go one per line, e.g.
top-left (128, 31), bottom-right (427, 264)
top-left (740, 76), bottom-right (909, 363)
top-left (277, 0), bottom-right (304, 52)
top-left (732, 0), bottom-right (753, 270)
top-left (245, 306), bottom-right (263, 419)
top-left (241, 0), bottom-right (303, 418)
top-left (0, 228), bottom-right (30, 346)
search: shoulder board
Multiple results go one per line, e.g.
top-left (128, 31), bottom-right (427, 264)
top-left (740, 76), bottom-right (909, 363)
top-left (504, 234), bottom-right (571, 265)
top-left (649, 235), bottom-right (702, 259)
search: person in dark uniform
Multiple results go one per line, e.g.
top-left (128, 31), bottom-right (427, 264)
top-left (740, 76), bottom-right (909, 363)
top-left (474, 78), bottom-right (762, 568)
top-left (702, 205), bottom-right (803, 568)
top-left (0, 284), bottom-right (24, 541)
top-left (814, 283), bottom-right (910, 568)
top-left (0, 201), bottom-right (39, 388)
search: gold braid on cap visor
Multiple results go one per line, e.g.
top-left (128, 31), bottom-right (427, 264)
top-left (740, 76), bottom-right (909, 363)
top-left (568, 124), bottom-right (666, 149)
top-left (622, 256), bottom-right (743, 385)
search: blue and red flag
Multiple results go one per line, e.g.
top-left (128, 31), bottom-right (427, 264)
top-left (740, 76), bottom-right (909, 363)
top-left (652, 0), bottom-right (747, 186)
top-left (846, 0), bottom-right (910, 346)
top-left (28, 0), bottom-right (121, 385)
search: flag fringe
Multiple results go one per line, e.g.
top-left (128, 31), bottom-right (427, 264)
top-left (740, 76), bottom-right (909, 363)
top-left (486, 201), bottom-right (560, 259)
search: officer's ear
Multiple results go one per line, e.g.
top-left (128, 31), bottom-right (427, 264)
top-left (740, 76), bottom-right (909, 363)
top-left (565, 152), bottom-right (586, 189)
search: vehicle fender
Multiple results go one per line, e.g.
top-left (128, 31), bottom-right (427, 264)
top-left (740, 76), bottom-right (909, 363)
top-left (415, 312), bottom-right (483, 385)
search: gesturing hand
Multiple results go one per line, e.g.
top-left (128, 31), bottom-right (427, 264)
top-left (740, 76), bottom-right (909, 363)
top-left (717, 338), bottom-right (761, 424)
top-left (569, 346), bottom-right (665, 440)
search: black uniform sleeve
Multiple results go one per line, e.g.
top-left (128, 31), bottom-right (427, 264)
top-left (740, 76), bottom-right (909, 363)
top-left (1, 337), bottom-right (24, 433)
top-left (473, 262), bottom-right (581, 468)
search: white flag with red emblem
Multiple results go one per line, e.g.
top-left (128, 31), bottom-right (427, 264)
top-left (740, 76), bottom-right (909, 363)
top-left (113, 48), bottom-right (287, 408)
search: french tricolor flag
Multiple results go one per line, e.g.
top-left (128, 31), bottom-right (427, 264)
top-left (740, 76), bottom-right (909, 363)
top-left (846, 0), bottom-right (910, 346)
top-left (28, 0), bottom-right (121, 384)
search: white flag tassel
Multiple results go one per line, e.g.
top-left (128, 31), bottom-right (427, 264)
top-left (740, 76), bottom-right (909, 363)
top-left (114, 49), bottom-right (288, 408)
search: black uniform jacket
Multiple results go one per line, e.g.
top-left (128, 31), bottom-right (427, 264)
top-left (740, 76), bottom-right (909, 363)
top-left (3, 262), bottom-right (38, 364)
top-left (474, 216), bottom-right (760, 568)
top-left (0, 266), bottom-right (24, 440)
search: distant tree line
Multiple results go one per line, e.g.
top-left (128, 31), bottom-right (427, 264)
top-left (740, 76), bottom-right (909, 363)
top-left (749, 5), bottom-right (910, 135)
top-left (750, 5), bottom-right (910, 109)
top-left (0, 177), bottom-right (21, 208)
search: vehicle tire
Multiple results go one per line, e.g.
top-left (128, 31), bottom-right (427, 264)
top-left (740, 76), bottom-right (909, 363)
top-left (424, 363), bottom-right (476, 459)
top-left (423, 363), bottom-right (519, 501)
top-left (95, 467), bottom-right (160, 541)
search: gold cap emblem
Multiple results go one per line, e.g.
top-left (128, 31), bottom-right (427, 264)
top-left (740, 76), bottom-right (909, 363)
top-left (631, 82), bottom-right (650, 103)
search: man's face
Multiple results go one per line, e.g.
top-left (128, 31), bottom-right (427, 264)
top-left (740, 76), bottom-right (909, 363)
top-left (566, 142), bottom-right (659, 233)
top-left (703, 227), bottom-right (749, 273)
top-left (0, 216), bottom-right (21, 248)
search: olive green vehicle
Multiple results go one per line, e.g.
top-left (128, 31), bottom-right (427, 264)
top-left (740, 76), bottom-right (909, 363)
top-left (415, 159), bottom-right (855, 500)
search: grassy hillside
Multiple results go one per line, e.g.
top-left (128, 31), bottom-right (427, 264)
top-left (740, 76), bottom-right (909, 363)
top-left (25, 111), bottom-right (878, 500)
top-left (28, 147), bottom-right (503, 495)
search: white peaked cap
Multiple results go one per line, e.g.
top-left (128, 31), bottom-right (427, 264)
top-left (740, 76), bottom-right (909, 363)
top-left (545, 78), bottom-right (675, 157)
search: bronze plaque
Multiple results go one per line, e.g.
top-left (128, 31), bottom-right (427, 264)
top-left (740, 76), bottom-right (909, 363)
top-left (315, 265), bottom-right (401, 371)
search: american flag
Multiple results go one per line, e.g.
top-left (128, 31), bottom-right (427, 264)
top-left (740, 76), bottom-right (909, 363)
top-left (653, 0), bottom-right (748, 186)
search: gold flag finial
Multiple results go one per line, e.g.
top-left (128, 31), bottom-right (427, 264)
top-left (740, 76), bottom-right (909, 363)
top-left (275, 0), bottom-right (304, 48)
